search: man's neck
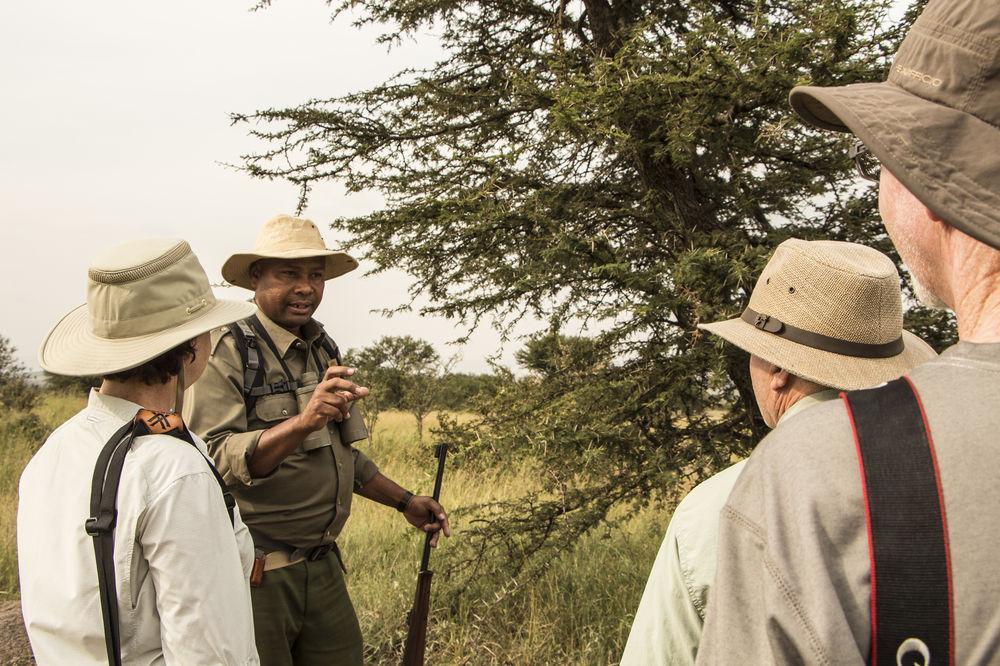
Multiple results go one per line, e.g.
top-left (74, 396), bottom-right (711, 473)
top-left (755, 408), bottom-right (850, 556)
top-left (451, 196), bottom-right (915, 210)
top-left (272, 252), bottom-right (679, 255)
top-left (257, 308), bottom-right (304, 338)
top-left (771, 384), bottom-right (834, 428)
top-left (944, 239), bottom-right (1000, 343)
top-left (100, 378), bottom-right (177, 412)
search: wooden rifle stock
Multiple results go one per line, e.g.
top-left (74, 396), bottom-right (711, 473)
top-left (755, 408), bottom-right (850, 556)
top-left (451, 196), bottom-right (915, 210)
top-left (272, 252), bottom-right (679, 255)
top-left (402, 443), bottom-right (447, 666)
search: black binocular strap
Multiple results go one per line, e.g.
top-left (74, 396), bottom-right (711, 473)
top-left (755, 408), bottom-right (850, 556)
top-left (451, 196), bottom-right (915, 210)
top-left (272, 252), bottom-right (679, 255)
top-left (86, 415), bottom-right (235, 665)
top-left (843, 377), bottom-right (953, 666)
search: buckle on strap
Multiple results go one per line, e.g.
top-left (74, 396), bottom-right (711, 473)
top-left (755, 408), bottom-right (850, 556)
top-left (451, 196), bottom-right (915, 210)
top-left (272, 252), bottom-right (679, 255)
top-left (85, 512), bottom-right (116, 536)
top-left (289, 544), bottom-right (332, 562)
top-left (306, 545), bottom-right (332, 561)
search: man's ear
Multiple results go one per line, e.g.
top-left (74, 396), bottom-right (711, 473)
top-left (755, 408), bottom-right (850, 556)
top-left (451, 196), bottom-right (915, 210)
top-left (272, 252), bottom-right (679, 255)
top-left (770, 367), bottom-right (790, 391)
top-left (249, 262), bottom-right (262, 290)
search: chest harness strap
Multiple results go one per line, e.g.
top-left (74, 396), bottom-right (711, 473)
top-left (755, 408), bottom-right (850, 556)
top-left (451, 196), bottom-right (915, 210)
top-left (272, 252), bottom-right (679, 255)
top-left (85, 410), bottom-right (235, 666)
top-left (229, 315), bottom-right (342, 414)
top-left (842, 377), bottom-right (953, 666)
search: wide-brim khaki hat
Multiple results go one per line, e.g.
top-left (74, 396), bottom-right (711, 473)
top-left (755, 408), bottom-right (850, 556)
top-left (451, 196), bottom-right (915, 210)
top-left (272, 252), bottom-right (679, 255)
top-left (222, 214), bottom-right (358, 289)
top-left (699, 239), bottom-right (936, 391)
top-left (788, 0), bottom-right (1000, 249)
top-left (40, 238), bottom-right (257, 376)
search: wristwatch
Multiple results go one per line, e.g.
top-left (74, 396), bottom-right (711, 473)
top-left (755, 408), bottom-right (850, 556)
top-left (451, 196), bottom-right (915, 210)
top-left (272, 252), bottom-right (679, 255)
top-left (396, 490), bottom-right (415, 512)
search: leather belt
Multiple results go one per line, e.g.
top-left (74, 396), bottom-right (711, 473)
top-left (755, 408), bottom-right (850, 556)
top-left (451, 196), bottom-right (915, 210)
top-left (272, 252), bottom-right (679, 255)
top-left (262, 543), bottom-right (344, 573)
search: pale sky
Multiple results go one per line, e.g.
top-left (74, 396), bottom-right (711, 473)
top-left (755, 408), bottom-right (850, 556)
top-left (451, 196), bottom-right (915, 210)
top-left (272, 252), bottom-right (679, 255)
top-left (0, 0), bottom-right (539, 374)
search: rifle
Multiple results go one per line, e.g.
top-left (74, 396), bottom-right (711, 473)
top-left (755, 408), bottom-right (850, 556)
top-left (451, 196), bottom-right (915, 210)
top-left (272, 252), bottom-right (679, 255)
top-left (402, 443), bottom-right (448, 666)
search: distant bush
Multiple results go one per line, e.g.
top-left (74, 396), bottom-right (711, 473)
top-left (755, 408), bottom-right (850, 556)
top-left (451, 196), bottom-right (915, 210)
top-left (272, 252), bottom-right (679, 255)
top-left (435, 372), bottom-right (503, 412)
top-left (44, 372), bottom-right (101, 396)
top-left (0, 336), bottom-right (39, 412)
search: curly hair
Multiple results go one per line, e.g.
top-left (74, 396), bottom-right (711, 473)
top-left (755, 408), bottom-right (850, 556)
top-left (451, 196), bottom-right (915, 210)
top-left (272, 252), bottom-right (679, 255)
top-left (103, 340), bottom-right (198, 386)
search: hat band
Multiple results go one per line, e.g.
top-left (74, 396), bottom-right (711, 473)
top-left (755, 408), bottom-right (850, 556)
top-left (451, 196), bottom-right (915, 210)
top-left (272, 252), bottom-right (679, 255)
top-left (741, 308), bottom-right (904, 358)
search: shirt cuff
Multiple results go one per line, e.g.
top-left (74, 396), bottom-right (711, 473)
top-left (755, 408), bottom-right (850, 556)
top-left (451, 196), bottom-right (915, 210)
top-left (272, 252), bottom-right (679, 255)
top-left (352, 448), bottom-right (379, 490)
top-left (221, 430), bottom-right (268, 487)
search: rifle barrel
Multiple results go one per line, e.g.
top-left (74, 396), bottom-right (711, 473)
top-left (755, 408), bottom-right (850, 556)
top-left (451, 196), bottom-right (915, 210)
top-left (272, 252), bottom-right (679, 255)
top-left (419, 444), bottom-right (448, 572)
top-left (404, 443), bottom-right (448, 666)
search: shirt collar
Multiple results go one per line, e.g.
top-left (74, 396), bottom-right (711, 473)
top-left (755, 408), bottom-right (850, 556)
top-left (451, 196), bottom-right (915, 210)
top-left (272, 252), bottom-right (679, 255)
top-left (254, 308), bottom-right (323, 356)
top-left (88, 389), bottom-right (144, 422)
top-left (939, 341), bottom-right (1000, 365)
top-left (777, 388), bottom-right (840, 426)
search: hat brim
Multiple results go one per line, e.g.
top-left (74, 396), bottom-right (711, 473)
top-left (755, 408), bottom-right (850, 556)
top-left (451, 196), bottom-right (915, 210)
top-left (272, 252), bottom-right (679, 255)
top-left (221, 249), bottom-right (358, 290)
top-left (699, 317), bottom-right (936, 391)
top-left (39, 298), bottom-right (258, 377)
top-left (789, 81), bottom-right (1000, 250)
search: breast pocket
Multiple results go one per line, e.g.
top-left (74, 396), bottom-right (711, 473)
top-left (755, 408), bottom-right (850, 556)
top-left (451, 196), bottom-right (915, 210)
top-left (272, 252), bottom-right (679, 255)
top-left (254, 393), bottom-right (298, 424)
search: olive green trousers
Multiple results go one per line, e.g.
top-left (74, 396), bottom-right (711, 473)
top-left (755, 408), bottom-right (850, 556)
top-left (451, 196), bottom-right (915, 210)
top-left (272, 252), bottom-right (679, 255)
top-left (250, 554), bottom-right (363, 666)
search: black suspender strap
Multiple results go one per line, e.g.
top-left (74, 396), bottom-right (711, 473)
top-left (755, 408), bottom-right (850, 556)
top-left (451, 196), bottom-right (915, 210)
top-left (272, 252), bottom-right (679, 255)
top-left (230, 316), bottom-right (341, 413)
top-left (230, 319), bottom-right (261, 402)
top-left (842, 377), bottom-right (953, 666)
top-left (249, 315), bottom-right (296, 381)
top-left (85, 411), bottom-right (235, 665)
top-left (317, 326), bottom-right (341, 364)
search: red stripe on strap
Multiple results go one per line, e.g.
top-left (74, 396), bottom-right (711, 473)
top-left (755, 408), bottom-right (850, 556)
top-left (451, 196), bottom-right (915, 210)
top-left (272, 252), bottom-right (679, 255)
top-left (842, 391), bottom-right (878, 666)
top-left (903, 376), bottom-right (954, 666)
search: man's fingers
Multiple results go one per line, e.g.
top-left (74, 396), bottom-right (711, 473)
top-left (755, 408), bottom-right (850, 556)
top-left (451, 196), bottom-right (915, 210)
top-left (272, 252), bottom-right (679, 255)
top-left (425, 500), bottom-right (451, 538)
top-left (323, 365), bottom-right (355, 381)
top-left (312, 395), bottom-right (353, 421)
top-left (317, 376), bottom-right (364, 395)
top-left (316, 377), bottom-right (369, 399)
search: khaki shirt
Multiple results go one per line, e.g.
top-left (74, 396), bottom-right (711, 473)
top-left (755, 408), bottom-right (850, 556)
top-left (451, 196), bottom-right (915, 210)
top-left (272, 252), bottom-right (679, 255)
top-left (185, 308), bottom-right (378, 549)
top-left (698, 343), bottom-right (1000, 664)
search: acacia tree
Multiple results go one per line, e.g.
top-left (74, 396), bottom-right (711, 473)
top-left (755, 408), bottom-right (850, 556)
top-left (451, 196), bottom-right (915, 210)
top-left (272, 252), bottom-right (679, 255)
top-left (349, 335), bottom-right (443, 442)
top-left (239, 0), bottom-right (947, 584)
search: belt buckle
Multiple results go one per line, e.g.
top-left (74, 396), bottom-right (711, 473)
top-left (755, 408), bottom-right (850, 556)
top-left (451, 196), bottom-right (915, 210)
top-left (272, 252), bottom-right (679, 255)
top-left (307, 545), bottom-right (332, 561)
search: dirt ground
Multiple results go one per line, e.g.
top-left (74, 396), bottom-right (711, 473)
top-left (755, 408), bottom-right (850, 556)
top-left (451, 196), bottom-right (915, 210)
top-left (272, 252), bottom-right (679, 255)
top-left (0, 601), bottom-right (32, 664)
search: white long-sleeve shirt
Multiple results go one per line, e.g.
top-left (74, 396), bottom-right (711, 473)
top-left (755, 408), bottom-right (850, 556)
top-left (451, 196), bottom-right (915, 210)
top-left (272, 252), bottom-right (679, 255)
top-left (18, 390), bottom-right (259, 665)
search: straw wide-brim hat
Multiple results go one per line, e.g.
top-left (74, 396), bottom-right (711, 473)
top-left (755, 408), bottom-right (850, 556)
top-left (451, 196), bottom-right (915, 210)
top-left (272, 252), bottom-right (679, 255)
top-left (39, 238), bottom-right (257, 376)
top-left (699, 239), bottom-right (936, 391)
top-left (222, 214), bottom-right (358, 290)
top-left (788, 0), bottom-right (1000, 250)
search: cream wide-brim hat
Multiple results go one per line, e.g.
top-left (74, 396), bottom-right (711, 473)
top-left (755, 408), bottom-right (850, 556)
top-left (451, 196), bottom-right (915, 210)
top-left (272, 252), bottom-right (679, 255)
top-left (221, 214), bottom-right (358, 290)
top-left (788, 0), bottom-right (1000, 250)
top-left (699, 239), bottom-right (937, 391)
top-left (39, 238), bottom-right (257, 377)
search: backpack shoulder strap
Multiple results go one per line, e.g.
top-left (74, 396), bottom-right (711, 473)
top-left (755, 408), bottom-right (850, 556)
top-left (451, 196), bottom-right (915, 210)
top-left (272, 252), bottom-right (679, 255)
top-left (842, 377), bottom-right (953, 666)
top-left (314, 320), bottom-right (341, 365)
top-left (229, 319), bottom-right (264, 413)
top-left (85, 411), bottom-right (235, 666)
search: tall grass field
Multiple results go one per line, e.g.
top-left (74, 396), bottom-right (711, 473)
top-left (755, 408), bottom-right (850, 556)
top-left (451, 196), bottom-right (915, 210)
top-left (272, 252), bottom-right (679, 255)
top-left (1, 393), bottom-right (667, 664)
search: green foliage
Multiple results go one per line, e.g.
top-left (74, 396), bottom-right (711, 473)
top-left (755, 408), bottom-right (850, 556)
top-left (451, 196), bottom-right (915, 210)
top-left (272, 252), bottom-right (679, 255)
top-left (348, 335), bottom-right (444, 442)
top-left (0, 336), bottom-right (38, 412)
top-left (434, 372), bottom-right (502, 412)
top-left (44, 372), bottom-right (101, 396)
top-left (240, 0), bottom-right (947, 598)
top-left (515, 332), bottom-right (605, 378)
top-left (0, 393), bottom-right (68, 598)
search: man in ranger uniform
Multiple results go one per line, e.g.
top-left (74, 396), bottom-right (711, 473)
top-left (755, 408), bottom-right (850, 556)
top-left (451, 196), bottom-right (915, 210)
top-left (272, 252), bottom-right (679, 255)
top-left (186, 214), bottom-right (450, 665)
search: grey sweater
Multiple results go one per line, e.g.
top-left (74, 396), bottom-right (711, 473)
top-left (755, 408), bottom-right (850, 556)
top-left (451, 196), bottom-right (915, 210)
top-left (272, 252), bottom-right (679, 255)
top-left (697, 342), bottom-right (1000, 665)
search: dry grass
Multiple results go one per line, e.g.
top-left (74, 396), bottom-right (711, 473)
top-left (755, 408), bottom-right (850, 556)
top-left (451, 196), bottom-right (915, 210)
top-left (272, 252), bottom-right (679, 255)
top-left (0, 397), bottom-right (666, 664)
